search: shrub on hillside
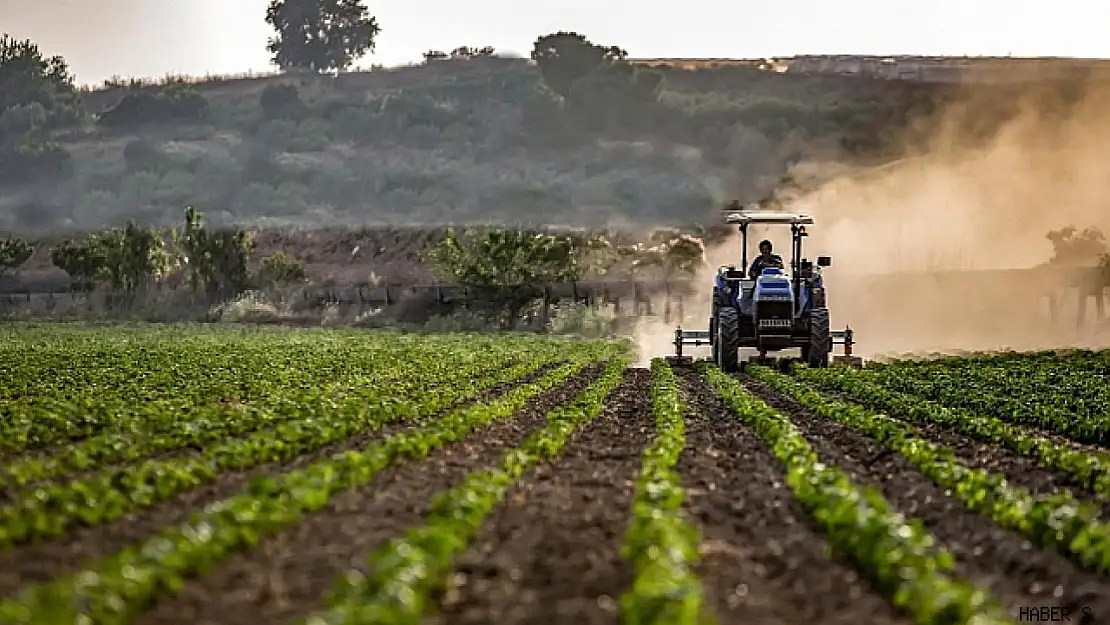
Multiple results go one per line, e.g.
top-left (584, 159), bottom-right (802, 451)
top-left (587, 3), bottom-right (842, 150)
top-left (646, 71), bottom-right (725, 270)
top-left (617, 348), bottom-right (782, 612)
top-left (0, 141), bottom-right (73, 186)
top-left (0, 103), bottom-right (48, 143)
top-left (97, 88), bottom-right (209, 128)
top-left (259, 83), bottom-right (305, 120)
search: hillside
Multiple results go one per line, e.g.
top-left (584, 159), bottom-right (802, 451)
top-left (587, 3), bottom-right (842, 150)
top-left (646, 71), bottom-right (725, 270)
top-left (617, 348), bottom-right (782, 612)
top-left (0, 55), bottom-right (951, 234)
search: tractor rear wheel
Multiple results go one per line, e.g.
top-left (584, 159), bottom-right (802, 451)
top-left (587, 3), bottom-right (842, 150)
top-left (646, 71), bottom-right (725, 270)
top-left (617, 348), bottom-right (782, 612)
top-left (803, 308), bottom-right (831, 368)
top-left (715, 307), bottom-right (740, 372)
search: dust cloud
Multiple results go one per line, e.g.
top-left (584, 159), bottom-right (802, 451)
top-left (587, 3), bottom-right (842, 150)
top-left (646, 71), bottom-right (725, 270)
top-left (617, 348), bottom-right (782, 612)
top-left (633, 70), bottom-right (1110, 364)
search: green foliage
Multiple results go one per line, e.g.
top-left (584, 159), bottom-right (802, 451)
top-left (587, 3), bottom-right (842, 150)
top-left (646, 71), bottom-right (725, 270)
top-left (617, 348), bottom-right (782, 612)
top-left (49, 222), bottom-right (170, 292)
top-left (0, 332), bottom-right (618, 622)
top-left (759, 363), bottom-right (1110, 578)
top-left (619, 359), bottom-right (709, 624)
top-left (424, 227), bottom-right (612, 326)
top-left (622, 232), bottom-right (707, 277)
top-left (0, 34), bottom-right (81, 138)
top-left (702, 362), bottom-right (1011, 624)
top-left (265, 0), bottom-right (381, 73)
top-left (310, 357), bottom-right (625, 623)
top-left (0, 236), bottom-right (32, 276)
top-left (795, 363), bottom-right (1110, 498)
top-left (425, 227), bottom-right (608, 287)
top-left (176, 206), bottom-right (252, 298)
top-left (530, 32), bottom-right (627, 101)
top-left (256, 250), bottom-right (306, 286)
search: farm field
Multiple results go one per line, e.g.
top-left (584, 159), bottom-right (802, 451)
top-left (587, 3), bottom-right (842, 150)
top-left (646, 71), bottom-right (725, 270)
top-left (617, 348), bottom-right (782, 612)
top-left (1, 325), bottom-right (1109, 624)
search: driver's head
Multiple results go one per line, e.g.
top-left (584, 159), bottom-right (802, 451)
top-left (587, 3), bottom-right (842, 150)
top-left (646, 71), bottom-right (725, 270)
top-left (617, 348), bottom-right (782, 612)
top-left (758, 239), bottom-right (773, 256)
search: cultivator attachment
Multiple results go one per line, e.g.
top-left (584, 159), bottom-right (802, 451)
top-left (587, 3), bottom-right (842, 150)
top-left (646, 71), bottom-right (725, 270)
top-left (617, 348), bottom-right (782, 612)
top-left (831, 327), bottom-right (864, 368)
top-left (664, 325), bottom-right (864, 368)
top-left (664, 327), bottom-right (709, 366)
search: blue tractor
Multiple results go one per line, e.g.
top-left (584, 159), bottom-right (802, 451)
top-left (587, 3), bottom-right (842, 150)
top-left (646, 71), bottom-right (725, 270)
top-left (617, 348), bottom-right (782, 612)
top-left (668, 206), bottom-right (862, 371)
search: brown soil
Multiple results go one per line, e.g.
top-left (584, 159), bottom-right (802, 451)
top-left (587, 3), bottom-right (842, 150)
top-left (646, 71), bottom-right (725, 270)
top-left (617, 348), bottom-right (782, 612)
top-left (429, 368), bottom-right (653, 625)
top-left (676, 370), bottom-right (907, 624)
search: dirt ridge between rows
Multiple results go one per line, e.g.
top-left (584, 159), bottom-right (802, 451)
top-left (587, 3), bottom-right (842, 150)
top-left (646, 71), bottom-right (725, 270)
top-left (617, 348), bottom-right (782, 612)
top-left (0, 362), bottom-right (563, 600)
top-left (428, 368), bottom-right (653, 625)
top-left (740, 374), bottom-right (1109, 625)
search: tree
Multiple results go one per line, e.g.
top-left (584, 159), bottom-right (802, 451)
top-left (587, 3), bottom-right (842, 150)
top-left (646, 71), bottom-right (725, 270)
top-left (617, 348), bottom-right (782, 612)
top-left (256, 251), bottom-right (306, 286)
top-left (530, 32), bottom-right (627, 100)
top-left (264, 0), bottom-right (381, 73)
top-left (0, 236), bottom-right (32, 277)
top-left (175, 207), bottom-right (251, 298)
top-left (1046, 226), bottom-right (1106, 266)
top-left (0, 34), bottom-right (80, 135)
top-left (49, 223), bottom-right (170, 294)
top-left (423, 227), bottom-right (609, 327)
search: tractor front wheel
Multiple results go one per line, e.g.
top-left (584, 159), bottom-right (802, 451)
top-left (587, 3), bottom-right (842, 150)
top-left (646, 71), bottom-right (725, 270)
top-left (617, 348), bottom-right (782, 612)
top-left (715, 307), bottom-right (740, 372)
top-left (803, 308), bottom-right (831, 368)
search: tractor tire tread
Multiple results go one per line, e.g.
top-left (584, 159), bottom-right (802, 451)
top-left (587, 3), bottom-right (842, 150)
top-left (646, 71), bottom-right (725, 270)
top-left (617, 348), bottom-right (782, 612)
top-left (716, 307), bottom-right (740, 372)
top-left (808, 308), bottom-right (831, 368)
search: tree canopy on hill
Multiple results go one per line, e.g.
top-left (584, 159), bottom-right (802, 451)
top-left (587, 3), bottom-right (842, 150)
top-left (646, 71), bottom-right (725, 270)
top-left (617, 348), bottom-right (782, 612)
top-left (0, 34), bottom-right (82, 141)
top-left (264, 0), bottom-right (381, 73)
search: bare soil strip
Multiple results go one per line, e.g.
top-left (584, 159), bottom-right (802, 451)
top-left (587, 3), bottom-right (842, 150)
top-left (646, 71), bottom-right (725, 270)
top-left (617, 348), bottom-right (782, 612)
top-left (429, 368), bottom-right (653, 625)
top-left (676, 370), bottom-right (907, 625)
top-left (0, 364), bottom-right (561, 600)
top-left (741, 375), bottom-right (1110, 624)
top-left (129, 364), bottom-right (605, 625)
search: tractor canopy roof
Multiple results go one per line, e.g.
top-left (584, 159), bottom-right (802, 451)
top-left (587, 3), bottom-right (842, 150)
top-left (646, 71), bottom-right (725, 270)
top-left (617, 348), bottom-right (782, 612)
top-left (724, 210), bottom-right (814, 225)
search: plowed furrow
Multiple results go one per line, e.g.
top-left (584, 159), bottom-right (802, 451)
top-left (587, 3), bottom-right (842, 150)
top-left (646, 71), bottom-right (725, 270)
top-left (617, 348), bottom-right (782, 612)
top-left (676, 370), bottom-right (907, 625)
top-left (740, 374), bottom-right (1110, 623)
top-left (130, 364), bottom-right (604, 625)
top-left (429, 369), bottom-right (653, 625)
top-left (0, 368), bottom-right (550, 599)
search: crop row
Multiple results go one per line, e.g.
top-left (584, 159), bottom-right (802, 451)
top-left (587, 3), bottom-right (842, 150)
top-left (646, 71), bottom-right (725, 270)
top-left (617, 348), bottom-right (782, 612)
top-left (302, 357), bottom-right (628, 624)
top-left (615, 359), bottom-right (706, 624)
top-left (753, 365), bottom-right (1110, 575)
top-left (0, 355), bottom-right (609, 623)
top-left (793, 365), bottom-right (1110, 498)
top-left (698, 362), bottom-right (1010, 624)
top-left (864, 352), bottom-right (1110, 445)
top-left (0, 347), bottom-right (526, 490)
top-left (0, 339), bottom-right (619, 547)
top-left (0, 333), bottom-right (440, 452)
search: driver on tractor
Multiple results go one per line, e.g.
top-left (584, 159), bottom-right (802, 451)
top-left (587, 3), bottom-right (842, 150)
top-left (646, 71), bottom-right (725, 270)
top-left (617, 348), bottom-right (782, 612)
top-left (748, 239), bottom-right (784, 279)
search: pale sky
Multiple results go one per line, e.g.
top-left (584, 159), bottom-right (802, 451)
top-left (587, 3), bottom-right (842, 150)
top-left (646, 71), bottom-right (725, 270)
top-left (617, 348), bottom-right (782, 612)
top-left (3, 1), bottom-right (1107, 85)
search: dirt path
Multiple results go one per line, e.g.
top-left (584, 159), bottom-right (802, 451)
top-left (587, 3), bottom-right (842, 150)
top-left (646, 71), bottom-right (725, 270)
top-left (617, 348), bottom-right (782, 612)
top-left (676, 370), bottom-right (908, 625)
top-left (0, 366), bottom-right (559, 600)
top-left (428, 368), bottom-right (654, 625)
top-left (741, 375), bottom-right (1110, 625)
